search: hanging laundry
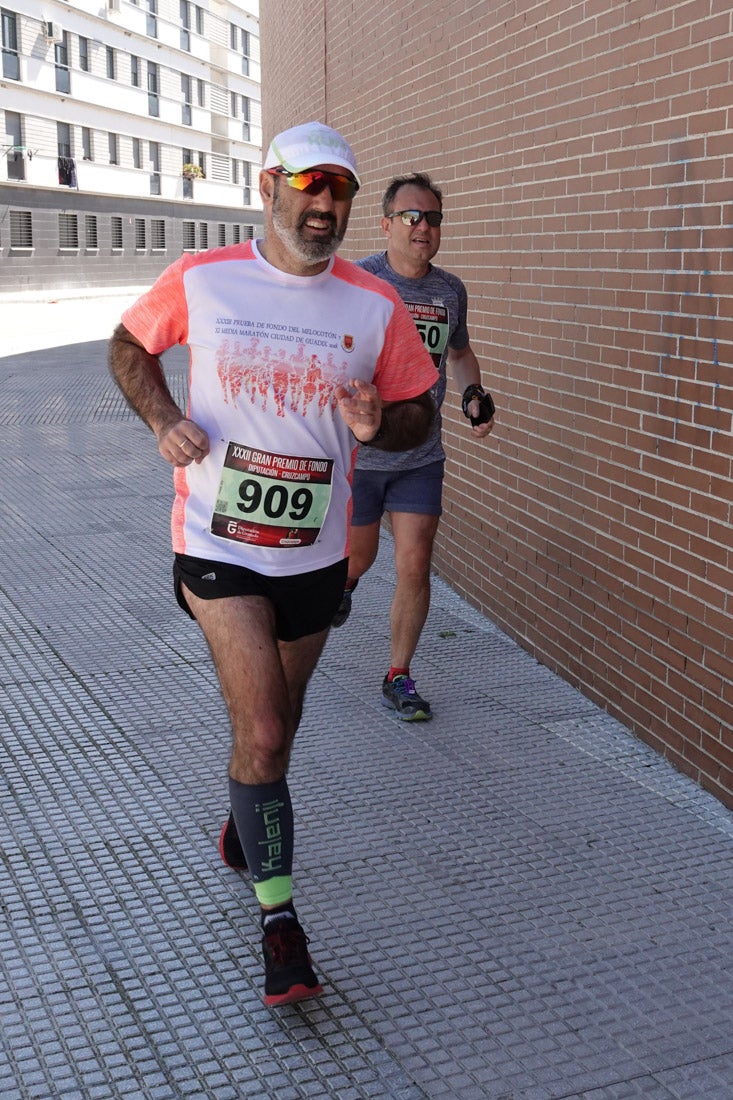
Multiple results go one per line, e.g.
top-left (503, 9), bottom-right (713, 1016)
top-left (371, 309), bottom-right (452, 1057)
top-left (58, 156), bottom-right (78, 188)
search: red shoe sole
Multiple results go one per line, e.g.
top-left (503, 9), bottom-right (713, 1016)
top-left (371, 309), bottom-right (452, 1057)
top-left (218, 819), bottom-right (247, 870)
top-left (264, 982), bottom-right (323, 1007)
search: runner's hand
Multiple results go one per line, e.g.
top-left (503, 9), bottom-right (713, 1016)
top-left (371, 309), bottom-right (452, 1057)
top-left (335, 378), bottom-right (383, 444)
top-left (158, 418), bottom-right (210, 466)
top-left (467, 397), bottom-right (494, 439)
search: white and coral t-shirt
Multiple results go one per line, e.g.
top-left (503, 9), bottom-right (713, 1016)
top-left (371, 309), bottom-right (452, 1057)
top-left (122, 241), bottom-right (438, 576)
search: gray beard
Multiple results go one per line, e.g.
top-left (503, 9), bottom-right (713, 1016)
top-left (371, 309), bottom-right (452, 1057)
top-left (271, 207), bottom-right (344, 266)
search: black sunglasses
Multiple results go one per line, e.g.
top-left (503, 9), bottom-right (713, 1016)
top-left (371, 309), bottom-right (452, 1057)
top-left (386, 209), bottom-right (443, 227)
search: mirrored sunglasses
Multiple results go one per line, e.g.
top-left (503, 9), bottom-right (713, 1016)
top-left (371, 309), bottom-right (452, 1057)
top-left (386, 209), bottom-right (443, 227)
top-left (268, 167), bottom-right (359, 201)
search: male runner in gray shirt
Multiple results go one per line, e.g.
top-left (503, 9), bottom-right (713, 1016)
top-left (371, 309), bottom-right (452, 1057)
top-left (333, 172), bottom-right (495, 720)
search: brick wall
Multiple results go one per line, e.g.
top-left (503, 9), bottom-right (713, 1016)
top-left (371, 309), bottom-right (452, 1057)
top-left (260, 1), bottom-right (733, 807)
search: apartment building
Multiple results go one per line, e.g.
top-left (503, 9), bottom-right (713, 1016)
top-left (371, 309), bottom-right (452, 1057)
top-left (0, 0), bottom-right (263, 292)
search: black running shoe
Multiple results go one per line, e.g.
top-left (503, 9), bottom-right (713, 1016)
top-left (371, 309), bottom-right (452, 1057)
top-left (262, 917), bottom-right (323, 1007)
top-left (331, 579), bottom-right (358, 628)
top-left (218, 811), bottom-right (248, 871)
top-left (381, 674), bottom-right (432, 721)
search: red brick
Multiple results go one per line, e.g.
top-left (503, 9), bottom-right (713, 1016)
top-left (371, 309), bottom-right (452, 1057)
top-left (261, 0), bottom-right (733, 809)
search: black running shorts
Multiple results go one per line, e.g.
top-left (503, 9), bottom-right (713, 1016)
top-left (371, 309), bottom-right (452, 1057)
top-left (173, 554), bottom-right (349, 642)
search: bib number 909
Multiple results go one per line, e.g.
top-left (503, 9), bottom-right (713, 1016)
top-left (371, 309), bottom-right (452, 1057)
top-left (236, 477), bottom-right (314, 521)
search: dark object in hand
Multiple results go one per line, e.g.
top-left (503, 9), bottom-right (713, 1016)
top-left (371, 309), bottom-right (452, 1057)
top-left (461, 384), bottom-right (495, 426)
top-left (362, 391), bottom-right (434, 451)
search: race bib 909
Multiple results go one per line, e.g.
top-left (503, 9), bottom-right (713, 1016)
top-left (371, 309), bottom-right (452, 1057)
top-left (211, 442), bottom-right (334, 548)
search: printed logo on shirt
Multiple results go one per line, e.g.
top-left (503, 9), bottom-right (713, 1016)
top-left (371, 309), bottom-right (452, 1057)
top-left (215, 338), bottom-right (350, 418)
top-left (342, 334), bottom-right (355, 352)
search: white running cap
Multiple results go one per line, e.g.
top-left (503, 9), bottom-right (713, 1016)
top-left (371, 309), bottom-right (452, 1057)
top-left (263, 121), bottom-right (361, 187)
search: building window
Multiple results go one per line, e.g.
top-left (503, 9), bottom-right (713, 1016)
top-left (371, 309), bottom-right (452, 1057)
top-left (135, 218), bottom-right (146, 251)
top-left (199, 222), bottom-right (208, 250)
top-left (1, 8), bottom-right (19, 80)
top-left (149, 141), bottom-right (161, 195)
top-left (183, 149), bottom-right (204, 173)
top-left (218, 223), bottom-right (226, 247)
top-left (108, 132), bottom-right (119, 165)
top-left (59, 213), bottom-right (79, 250)
top-left (182, 148), bottom-right (203, 197)
top-left (132, 137), bottom-right (141, 169)
top-left (182, 146), bottom-right (193, 195)
top-left (106, 46), bottom-right (116, 80)
top-left (147, 61), bottom-right (159, 116)
top-left (151, 218), bottom-right (165, 251)
top-left (242, 161), bottom-right (252, 206)
top-left (241, 96), bottom-right (250, 142)
top-left (78, 35), bottom-right (89, 72)
top-left (146, 0), bottom-right (157, 38)
top-left (55, 32), bottom-right (70, 93)
top-left (85, 215), bottom-right (98, 250)
top-left (9, 209), bottom-right (32, 249)
top-left (111, 215), bottom-right (123, 251)
top-left (180, 0), bottom-right (190, 51)
top-left (241, 29), bottom-right (250, 76)
top-left (82, 127), bottom-right (92, 161)
top-left (183, 221), bottom-right (195, 251)
top-left (131, 54), bottom-right (140, 86)
top-left (243, 224), bottom-right (254, 240)
top-left (196, 77), bottom-right (205, 107)
top-left (57, 121), bottom-right (71, 158)
top-left (181, 74), bottom-right (192, 125)
top-left (233, 225), bottom-right (240, 244)
top-left (195, 5), bottom-right (203, 34)
top-left (5, 109), bottom-right (23, 180)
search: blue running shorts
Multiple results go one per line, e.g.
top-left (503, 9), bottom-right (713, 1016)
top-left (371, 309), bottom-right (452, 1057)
top-left (351, 460), bottom-right (445, 526)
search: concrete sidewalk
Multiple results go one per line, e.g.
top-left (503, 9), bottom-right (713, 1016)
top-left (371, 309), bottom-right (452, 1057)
top-left (0, 287), bottom-right (145, 356)
top-left (0, 323), bottom-right (732, 1100)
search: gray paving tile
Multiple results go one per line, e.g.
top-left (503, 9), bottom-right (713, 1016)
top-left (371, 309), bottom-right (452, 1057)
top-left (0, 336), bottom-right (732, 1099)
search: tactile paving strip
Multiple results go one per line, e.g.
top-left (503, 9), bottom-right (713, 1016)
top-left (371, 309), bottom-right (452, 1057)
top-left (0, 339), bottom-right (732, 1100)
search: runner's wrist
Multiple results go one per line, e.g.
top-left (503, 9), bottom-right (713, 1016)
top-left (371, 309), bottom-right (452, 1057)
top-left (461, 383), bottom-right (485, 415)
top-left (461, 384), bottom-right (495, 425)
top-left (360, 423), bottom-right (385, 447)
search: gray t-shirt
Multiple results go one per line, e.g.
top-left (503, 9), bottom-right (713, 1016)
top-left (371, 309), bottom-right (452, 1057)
top-left (354, 252), bottom-right (470, 471)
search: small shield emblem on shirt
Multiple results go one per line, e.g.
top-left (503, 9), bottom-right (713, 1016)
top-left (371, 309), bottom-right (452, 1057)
top-left (342, 334), bottom-right (354, 352)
